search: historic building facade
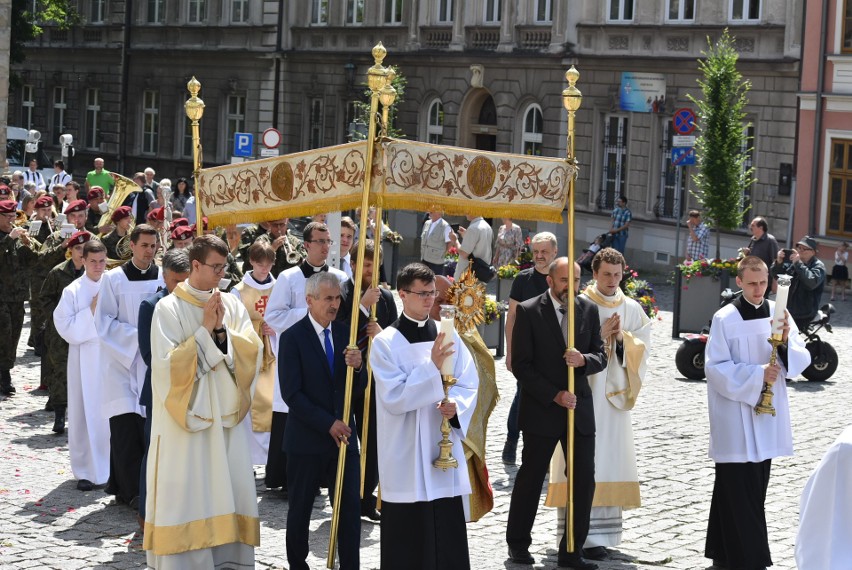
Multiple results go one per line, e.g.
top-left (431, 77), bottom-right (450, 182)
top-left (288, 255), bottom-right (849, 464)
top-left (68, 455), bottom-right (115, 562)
top-left (9, 0), bottom-right (803, 266)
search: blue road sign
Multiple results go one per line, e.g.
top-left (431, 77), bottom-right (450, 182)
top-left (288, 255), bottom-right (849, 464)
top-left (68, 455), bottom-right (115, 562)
top-left (672, 147), bottom-right (696, 166)
top-left (234, 132), bottom-right (253, 157)
top-left (673, 108), bottom-right (696, 135)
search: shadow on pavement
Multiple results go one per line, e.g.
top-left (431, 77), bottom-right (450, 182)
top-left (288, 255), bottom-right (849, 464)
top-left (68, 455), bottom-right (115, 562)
top-left (786, 379), bottom-right (832, 392)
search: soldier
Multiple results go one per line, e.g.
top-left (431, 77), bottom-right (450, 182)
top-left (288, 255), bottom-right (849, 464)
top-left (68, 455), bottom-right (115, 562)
top-left (0, 200), bottom-right (40, 396)
top-left (238, 221), bottom-right (270, 269)
top-left (29, 196), bottom-right (55, 243)
top-left (246, 218), bottom-right (304, 277)
top-left (85, 187), bottom-right (107, 234)
top-left (101, 206), bottom-right (133, 260)
top-left (25, 196), bottom-right (56, 352)
top-left (36, 231), bottom-right (91, 433)
top-left (169, 225), bottom-right (194, 249)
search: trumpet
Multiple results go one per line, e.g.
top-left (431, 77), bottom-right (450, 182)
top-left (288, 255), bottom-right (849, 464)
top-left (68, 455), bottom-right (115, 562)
top-left (279, 233), bottom-right (304, 265)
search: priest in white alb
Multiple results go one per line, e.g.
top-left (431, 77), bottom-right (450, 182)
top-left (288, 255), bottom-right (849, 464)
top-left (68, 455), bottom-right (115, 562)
top-left (95, 224), bottom-right (163, 507)
top-left (53, 240), bottom-right (111, 491)
top-left (370, 263), bottom-right (479, 569)
top-left (704, 256), bottom-right (810, 570)
top-left (143, 234), bottom-right (263, 569)
top-left (545, 248), bottom-right (650, 561)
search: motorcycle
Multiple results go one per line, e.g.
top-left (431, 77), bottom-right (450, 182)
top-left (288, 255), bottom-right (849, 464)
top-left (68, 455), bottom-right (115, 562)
top-left (675, 291), bottom-right (838, 382)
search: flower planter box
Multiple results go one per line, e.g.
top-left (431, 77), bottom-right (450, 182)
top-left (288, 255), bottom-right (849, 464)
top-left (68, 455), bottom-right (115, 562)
top-left (477, 322), bottom-right (501, 350)
top-left (676, 273), bottom-right (731, 334)
top-left (497, 278), bottom-right (514, 302)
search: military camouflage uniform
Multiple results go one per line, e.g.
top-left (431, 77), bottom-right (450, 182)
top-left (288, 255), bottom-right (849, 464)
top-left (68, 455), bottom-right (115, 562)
top-left (238, 224), bottom-right (268, 269)
top-left (101, 229), bottom-right (124, 260)
top-left (248, 231), bottom-right (305, 277)
top-left (0, 229), bottom-right (40, 394)
top-left (36, 259), bottom-right (84, 408)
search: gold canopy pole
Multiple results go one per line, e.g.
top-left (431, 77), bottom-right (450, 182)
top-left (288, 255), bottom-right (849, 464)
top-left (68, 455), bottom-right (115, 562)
top-left (185, 77), bottom-right (205, 237)
top-left (327, 42), bottom-right (390, 569)
top-left (561, 66), bottom-right (582, 554)
top-left (360, 75), bottom-right (397, 497)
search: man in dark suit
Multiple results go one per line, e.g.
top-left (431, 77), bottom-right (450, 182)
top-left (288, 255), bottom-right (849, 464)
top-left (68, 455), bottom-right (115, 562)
top-left (336, 239), bottom-right (398, 521)
top-left (280, 271), bottom-right (365, 570)
top-left (135, 248), bottom-right (190, 524)
top-left (506, 257), bottom-right (606, 570)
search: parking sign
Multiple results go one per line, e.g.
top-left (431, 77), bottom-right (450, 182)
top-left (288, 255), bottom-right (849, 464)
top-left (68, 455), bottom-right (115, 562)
top-left (234, 132), bottom-right (253, 157)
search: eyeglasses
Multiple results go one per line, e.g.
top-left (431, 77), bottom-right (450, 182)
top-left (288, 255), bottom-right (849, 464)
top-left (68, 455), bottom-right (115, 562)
top-left (795, 244), bottom-right (813, 252)
top-left (306, 239), bottom-right (335, 246)
top-left (403, 289), bottom-right (438, 299)
top-left (201, 262), bottom-right (226, 273)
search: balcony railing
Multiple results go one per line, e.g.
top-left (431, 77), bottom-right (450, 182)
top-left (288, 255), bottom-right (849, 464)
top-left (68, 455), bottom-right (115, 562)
top-left (518, 26), bottom-right (551, 50)
top-left (466, 26), bottom-right (500, 50)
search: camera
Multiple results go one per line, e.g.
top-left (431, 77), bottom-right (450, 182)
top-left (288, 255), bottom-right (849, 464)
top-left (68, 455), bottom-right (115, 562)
top-left (782, 248), bottom-right (794, 260)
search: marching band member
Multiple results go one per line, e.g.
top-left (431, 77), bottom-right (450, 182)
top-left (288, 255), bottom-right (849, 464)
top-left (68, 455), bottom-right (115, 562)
top-left (101, 206), bottom-right (133, 260)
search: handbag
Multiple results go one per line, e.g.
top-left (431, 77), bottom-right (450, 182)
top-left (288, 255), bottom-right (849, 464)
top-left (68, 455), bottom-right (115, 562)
top-left (468, 254), bottom-right (496, 283)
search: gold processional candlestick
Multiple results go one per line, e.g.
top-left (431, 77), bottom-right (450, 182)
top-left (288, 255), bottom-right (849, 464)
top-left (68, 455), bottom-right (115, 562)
top-left (185, 77), bottom-right (205, 237)
top-left (434, 304), bottom-right (459, 470)
top-left (755, 274), bottom-right (792, 416)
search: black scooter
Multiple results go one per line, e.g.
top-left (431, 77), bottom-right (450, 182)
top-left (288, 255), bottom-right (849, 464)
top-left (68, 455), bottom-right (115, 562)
top-left (675, 290), bottom-right (838, 382)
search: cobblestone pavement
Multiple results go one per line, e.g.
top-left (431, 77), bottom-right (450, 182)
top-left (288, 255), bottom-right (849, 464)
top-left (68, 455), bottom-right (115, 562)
top-left (1, 281), bottom-right (849, 569)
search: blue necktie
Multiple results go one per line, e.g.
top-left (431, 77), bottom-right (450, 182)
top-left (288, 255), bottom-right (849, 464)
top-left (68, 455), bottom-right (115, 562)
top-left (323, 328), bottom-right (334, 375)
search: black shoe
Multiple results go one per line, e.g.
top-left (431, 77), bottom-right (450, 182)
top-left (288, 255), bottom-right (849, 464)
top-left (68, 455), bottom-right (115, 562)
top-left (502, 438), bottom-right (518, 464)
top-left (0, 370), bottom-right (14, 395)
top-left (361, 507), bottom-right (381, 522)
top-left (76, 479), bottom-right (94, 491)
top-left (52, 406), bottom-right (66, 434)
top-left (711, 560), bottom-right (728, 569)
top-left (583, 546), bottom-right (608, 561)
top-left (507, 547), bottom-right (534, 564)
top-left (557, 554), bottom-right (598, 569)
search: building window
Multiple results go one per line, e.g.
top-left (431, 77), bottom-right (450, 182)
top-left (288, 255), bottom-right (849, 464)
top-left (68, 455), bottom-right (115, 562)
top-left (608, 0), bottom-right (634, 22)
top-left (85, 88), bottom-right (101, 150)
top-left (437, 0), bottom-right (452, 22)
top-left (521, 105), bottom-right (543, 156)
top-left (425, 99), bottom-right (444, 145)
top-left (385, 0), bottom-right (402, 23)
top-left (827, 139), bottom-right (852, 237)
top-left (53, 86), bottom-right (67, 138)
top-left (730, 0), bottom-right (760, 21)
top-left (344, 100), bottom-right (367, 141)
top-left (147, 0), bottom-right (165, 23)
top-left (183, 112), bottom-right (194, 158)
top-left (655, 118), bottom-right (684, 219)
top-left (843, 1), bottom-right (852, 52)
top-left (741, 124), bottom-right (755, 226)
top-left (346, 0), bottom-right (364, 24)
top-left (535, 0), bottom-right (552, 23)
top-left (667, 0), bottom-right (694, 21)
top-left (598, 115), bottom-right (628, 210)
top-left (90, 0), bottom-right (105, 22)
top-left (22, 85), bottom-right (35, 130)
top-left (311, 0), bottom-right (328, 24)
top-left (188, 0), bottom-right (206, 23)
top-left (142, 90), bottom-right (159, 155)
top-left (225, 94), bottom-right (246, 157)
top-left (309, 97), bottom-right (324, 149)
top-left (485, 0), bottom-right (501, 22)
top-left (231, 0), bottom-right (249, 23)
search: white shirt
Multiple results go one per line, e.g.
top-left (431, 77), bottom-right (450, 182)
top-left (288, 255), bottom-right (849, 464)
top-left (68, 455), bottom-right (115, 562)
top-left (308, 312), bottom-right (333, 355)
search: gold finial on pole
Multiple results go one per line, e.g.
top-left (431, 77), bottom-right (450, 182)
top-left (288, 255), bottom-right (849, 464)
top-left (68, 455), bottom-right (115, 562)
top-left (328, 42), bottom-right (392, 569)
top-left (560, 64), bottom-right (582, 555)
top-left (185, 76), bottom-right (205, 236)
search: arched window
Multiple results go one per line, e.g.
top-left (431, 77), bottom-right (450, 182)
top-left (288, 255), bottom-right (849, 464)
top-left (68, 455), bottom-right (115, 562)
top-left (426, 99), bottom-right (444, 144)
top-left (521, 105), bottom-right (543, 156)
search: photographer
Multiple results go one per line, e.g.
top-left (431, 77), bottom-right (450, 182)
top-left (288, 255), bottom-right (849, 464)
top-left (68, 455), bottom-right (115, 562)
top-left (770, 236), bottom-right (826, 330)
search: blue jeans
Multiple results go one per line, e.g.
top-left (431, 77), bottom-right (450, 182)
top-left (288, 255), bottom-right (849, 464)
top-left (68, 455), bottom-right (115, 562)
top-left (611, 232), bottom-right (628, 253)
top-left (507, 383), bottom-right (520, 441)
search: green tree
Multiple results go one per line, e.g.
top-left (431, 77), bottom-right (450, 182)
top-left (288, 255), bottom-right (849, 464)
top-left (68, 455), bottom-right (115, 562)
top-left (688, 29), bottom-right (756, 260)
top-left (349, 66), bottom-right (407, 141)
top-left (10, 0), bottom-right (80, 88)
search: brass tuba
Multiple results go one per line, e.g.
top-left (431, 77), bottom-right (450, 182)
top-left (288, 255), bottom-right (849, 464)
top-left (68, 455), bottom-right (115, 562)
top-left (99, 173), bottom-right (141, 233)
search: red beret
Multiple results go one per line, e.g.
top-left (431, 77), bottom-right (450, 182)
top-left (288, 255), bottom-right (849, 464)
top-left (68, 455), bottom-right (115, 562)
top-left (66, 231), bottom-right (91, 249)
top-left (87, 187), bottom-right (104, 200)
top-left (111, 205), bottom-right (132, 223)
top-left (169, 218), bottom-right (189, 231)
top-left (65, 199), bottom-right (88, 214)
top-left (35, 196), bottom-right (54, 209)
top-left (0, 200), bottom-right (17, 213)
top-left (0, 185), bottom-right (11, 197)
top-left (171, 225), bottom-right (194, 241)
top-left (147, 207), bottom-right (165, 221)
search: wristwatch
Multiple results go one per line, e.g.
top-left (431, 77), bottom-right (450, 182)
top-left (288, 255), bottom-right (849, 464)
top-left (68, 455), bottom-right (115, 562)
top-left (213, 326), bottom-right (226, 334)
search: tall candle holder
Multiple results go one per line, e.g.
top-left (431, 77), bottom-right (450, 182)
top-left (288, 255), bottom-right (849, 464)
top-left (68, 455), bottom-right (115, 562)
top-left (755, 275), bottom-right (792, 416)
top-left (434, 304), bottom-right (459, 470)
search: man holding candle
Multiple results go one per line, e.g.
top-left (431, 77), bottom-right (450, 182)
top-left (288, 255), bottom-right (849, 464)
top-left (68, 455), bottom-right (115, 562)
top-left (370, 263), bottom-right (479, 569)
top-left (704, 256), bottom-right (811, 570)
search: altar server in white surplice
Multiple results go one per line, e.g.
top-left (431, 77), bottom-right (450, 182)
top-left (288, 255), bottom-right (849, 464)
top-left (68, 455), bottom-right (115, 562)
top-left (545, 248), bottom-right (650, 561)
top-left (95, 224), bottom-right (164, 507)
top-left (231, 240), bottom-right (277, 466)
top-left (370, 263), bottom-right (478, 569)
top-left (262, 221), bottom-right (348, 493)
top-left (143, 234), bottom-right (263, 569)
top-left (795, 424), bottom-right (852, 570)
top-left (53, 240), bottom-right (110, 490)
top-left (704, 256), bottom-right (810, 570)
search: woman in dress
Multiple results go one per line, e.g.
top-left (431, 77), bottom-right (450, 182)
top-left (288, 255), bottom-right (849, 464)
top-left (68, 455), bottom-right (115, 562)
top-left (831, 241), bottom-right (849, 301)
top-left (492, 218), bottom-right (523, 267)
